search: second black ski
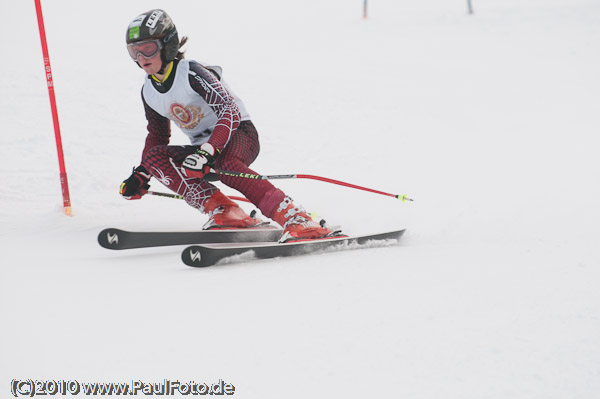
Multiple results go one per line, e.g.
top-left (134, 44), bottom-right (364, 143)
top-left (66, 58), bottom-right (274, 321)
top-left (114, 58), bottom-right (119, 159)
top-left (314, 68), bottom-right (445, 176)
top-left (181, 229), bottom-right (406, 267)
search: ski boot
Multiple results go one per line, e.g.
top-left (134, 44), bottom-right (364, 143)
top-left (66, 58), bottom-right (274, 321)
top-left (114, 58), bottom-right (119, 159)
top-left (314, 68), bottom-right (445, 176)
top-left (203, 191), bottom-right (263, 230)
top-left (272, 196), bottom-right (335, 243)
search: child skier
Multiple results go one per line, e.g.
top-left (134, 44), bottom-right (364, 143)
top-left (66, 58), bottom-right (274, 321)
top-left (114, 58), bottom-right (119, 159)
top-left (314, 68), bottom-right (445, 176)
top-left (119, 9), bottom-right (334, 242)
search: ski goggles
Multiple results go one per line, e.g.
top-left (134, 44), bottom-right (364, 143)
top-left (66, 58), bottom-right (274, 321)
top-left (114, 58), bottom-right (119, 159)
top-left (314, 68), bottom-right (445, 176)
top-left (127, 39), bottom-right (163, 60)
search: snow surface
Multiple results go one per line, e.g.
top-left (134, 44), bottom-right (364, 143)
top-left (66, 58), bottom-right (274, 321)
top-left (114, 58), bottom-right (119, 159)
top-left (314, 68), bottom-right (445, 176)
top-left (2, 0), bottom-right (600, 397)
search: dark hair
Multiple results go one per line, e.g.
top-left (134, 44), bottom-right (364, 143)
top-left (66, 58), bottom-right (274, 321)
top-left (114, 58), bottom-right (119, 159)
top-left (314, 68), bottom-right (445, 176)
top-left (176, 36), bottom-right (188, 60)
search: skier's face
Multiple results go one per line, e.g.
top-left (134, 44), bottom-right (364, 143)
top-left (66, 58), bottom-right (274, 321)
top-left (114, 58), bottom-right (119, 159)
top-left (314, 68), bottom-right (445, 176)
top-left (127, 39), bottom-right (165, 76)
top-left (137, 52), bottom-right (163, 76)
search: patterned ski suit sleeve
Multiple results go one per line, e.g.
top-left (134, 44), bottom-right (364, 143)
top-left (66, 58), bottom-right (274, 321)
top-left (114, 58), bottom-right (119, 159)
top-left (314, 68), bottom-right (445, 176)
top-left (141, 90), bottom-right (171, 161)
top-left (188, 61), bottom-right (241, 153)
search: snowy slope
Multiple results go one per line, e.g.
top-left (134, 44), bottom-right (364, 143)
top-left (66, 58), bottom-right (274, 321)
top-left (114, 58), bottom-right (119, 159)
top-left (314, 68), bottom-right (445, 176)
top-left (1, 0), bottom-right (599, 398)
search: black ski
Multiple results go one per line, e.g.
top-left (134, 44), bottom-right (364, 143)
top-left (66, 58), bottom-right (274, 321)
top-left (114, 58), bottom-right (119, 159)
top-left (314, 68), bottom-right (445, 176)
top-left (98, 226), bottom-right (282, 250)
top-left (181, 229), bottom-right (406, 267)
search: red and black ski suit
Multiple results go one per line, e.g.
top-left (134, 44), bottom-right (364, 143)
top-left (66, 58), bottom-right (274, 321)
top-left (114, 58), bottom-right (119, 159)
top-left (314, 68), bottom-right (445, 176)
top-left (138, 59), bottom-right (286, 219)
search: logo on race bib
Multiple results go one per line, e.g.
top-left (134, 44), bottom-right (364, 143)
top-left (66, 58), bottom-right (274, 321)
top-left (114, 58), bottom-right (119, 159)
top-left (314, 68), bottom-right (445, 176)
top-left (168, 103), bottom-right (205, 130)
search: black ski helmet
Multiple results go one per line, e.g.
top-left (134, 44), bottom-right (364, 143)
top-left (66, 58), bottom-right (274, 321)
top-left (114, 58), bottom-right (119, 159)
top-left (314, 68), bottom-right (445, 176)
top-left (126, 9), bottom-right (179, 67)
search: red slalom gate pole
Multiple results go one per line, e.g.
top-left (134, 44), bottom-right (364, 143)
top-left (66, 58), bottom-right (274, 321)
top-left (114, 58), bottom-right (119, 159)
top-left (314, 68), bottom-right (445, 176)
top-left (34, 0), bottom-right (72, 216)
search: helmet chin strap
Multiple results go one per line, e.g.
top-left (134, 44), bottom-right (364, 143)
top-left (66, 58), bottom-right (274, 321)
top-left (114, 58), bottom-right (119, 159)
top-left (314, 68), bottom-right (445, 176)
top-left (157, 51), bottom-right (169, 75)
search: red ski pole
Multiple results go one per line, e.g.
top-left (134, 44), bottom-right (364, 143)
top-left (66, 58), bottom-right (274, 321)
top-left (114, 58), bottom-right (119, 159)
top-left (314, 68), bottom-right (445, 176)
top-left (35, 0), bottom-right (72, 216)
top-left (147, 190), bottom-right (251, 203)
top-left (213, 169), bottom-right (413, 202)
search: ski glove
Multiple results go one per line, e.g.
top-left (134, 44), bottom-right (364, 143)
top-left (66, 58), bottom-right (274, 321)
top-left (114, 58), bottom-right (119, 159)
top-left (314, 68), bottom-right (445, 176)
top-left (120, 165), bottom-right (151, 200)
top-left (182, 143), bottom-right (216, 178)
